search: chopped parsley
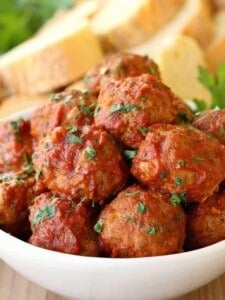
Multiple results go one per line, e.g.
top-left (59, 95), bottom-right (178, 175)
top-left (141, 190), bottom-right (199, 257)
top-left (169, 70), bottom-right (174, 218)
top-left (174, 177), bottom-right (183, 186)
top-left (51, 93), bottom-right (62, 102)
top-left (78, 104), bottom-right (92, 116)
top-left (110, 103), bottom-right (141, 114)
top-left (62, 95), bottom-right (73, 105)
top-left (125, 216), bottom-right (136, 223)
top-left (137, 201), bottom-right (148, 215)
top-left (124, 150), bottom-right (137, 160)
top-left (220, 125), bottom-right (225, 134)
top-left (177, 112), bottom-right (190, 124)
top-left (149, 64), bottom-right (158, 75)
top-left (170, 192), bottom-right (187, 206)
top-left (10, 119), bottom-right (23, 142)
top-left (66, 125), bottom-right (78, 133)
top-left (139, 126), bottom-right (150, 134)
top-left (67, 134), bottom-right (82, 144)
top-left (85, 147), bottom-right (96, 160)
top-left (125, 191), bottom-right (140, 196)
top-left (32, 204), bottom-right (56, 226)
top-left (192, 156), bottom-right (204, 162)
top-left (94, 219), bottom-right (104, 233)
top-left (179, 159), bottom-right (186, 167)
top-left (141, 96), bottom-right (147, 103)
top-left (147, 226), bottom-right (156, 236)
top-left (94, 105), bottom-right (100, 117)
top-left (10, 120), bottom-right (20, 133)
top-left (160, 171), bottom-right (168, 179)
top-left (35, 170), bottom-right (42, 181)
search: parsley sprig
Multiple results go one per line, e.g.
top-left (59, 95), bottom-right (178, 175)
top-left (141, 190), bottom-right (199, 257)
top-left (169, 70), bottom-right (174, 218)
top-left (196, 63), bottom-right (225, 110)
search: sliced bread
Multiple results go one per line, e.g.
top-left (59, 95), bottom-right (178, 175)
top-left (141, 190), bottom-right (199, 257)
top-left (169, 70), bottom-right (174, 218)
top-left (0, 20), bottom-right (103, 96)
top-left (133, 0), bottom-right (214, 55)
top-left (152, 35), bottom-right (211, 104)
top-left (205, 10), bottom-right (225, 73)
top-left (91, 0), bottom-right (185, 51)
top-left (0, 94), bottom-right (49, 119)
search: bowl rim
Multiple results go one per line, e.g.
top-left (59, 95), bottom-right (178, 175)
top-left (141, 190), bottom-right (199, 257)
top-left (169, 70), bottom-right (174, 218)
top-left (1, 228), bottom-right (225, 265)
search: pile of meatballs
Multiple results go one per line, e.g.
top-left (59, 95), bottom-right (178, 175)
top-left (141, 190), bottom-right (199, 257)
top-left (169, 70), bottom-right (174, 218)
top-left (1, 53), bottom-right (225, 258)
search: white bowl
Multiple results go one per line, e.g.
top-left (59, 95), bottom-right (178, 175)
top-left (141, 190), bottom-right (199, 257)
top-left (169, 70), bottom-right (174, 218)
top-left (0, 108), bottom-right (225, 300)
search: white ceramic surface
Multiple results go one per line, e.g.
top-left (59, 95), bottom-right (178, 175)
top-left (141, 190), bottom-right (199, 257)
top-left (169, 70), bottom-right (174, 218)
top-left (0, 109), bottom-right (225, 300)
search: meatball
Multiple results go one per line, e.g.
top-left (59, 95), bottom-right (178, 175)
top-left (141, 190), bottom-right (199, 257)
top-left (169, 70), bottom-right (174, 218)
top-left (95, 74), bottom-right (193, 149)
top-left (29, 192), bottom-right (101, 256)
top-left (0, 118), bottom-right (33, 172)
top-left (30, 89), bottom-right (97, 144)
top-left (33, 125), bottom-right (128, 204)
top-left (131, 124), bottom-right (225, 203)
top-left (97, 185), bottom-right (186, 258)
top-left (0, 171), bottom-right (36, 237)
top-left (186, 192), bottom-right (225, 249)
top-left (84, 52), bottom-right (160, 94)
top-left (193, 109), bottom-right (225, 145)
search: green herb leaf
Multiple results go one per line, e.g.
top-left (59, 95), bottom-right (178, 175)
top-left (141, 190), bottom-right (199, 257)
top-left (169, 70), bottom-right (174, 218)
top-left (10, 119), bottom-right (20, 133)
top-left (147, 226), bottom-right (156, 236)
top-left (78, 105), bottom-right (92, 116)
top-left (137, 201), bottom-right (148, 214)
top-left (94, 105), bottom-right (100, 117)
top-left (67, 134), bottom-right (82, 144)
top-left (35, 170), bottom-right (42, 181)
top-left (51, 93), bottom-right (62, 102)
top-left (85, 147), bottom-right (96, 160)
top-left (66, 125), bottom-right (78, 133)
top-left (110, 103), bottom-right (141, 114)
top-left (160, 171), bottom-right (168, 179)
top-left (170, 192), bottom-right (187, 206)
top-left (192, 98), bottom-right (207, 112)
top-left (32, 204), bottom-right (56, 226)
top-left (192, 156), bottom-right (204, 162)
top-left (125, 216), bottom-right (136, 223)
top-left (174, 177), bottom-right (183, 186)
top-left (94, 219), bottom-right (104, 233)
top-left (179, 159), bottom-right (186, 167)
top-left (197, 63), bottom-right (225, 109)
top-left (0, 0), bottom-right (74, 54)
top-left (125, 191), bottom-right (140, 196)
top-left (139, 126), bottom-right (150, 134)
top-left (124, 150), bottom-right (137, 160)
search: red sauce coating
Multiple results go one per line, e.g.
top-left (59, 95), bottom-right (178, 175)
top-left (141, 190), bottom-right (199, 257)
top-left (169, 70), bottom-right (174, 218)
top-left (84, 52), bottom-right (160, 94)
top-left (0, 171), bottom-right (36, 237)
top-left (30, 90), bottom-right (97, 144)
top-left (29, 192), bottom-right (101, 256)
top-left (131, 124), bottom-right (225, 203)
top-left (186, 191), bottom-right (225, 249)
top-left (0, 119), bottom-right (33, 172)
top-left (98, 184), bottom-right (186, 257)
top-left (193, 109), bottom-right (225, 145)
top-left (95, 74), bottom-right (193, 149)
top-left (32, 125), bottom-right (128, 204)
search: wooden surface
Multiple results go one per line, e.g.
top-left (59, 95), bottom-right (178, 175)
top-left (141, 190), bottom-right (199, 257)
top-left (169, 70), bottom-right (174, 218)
top-left (0, 259), bottom-right (225, 300)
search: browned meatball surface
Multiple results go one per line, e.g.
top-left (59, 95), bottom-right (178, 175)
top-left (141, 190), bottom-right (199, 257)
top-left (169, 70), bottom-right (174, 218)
top-left (84, 52), bottom-right (160, 94)
top-left (33, 125), bottom-right (128, 204)
top-left (186, 191), bottom-right (225, 249)
top-left (97, 185), bottom-right (186, 258)
top-left (0, 119), bottom-right (33, 173)
top-left (95, 74), bottom-right (193, 149)
top-left (30, 90), bottom-right (97, 144)
top-left (193, 109), bottom-right (225, 145)
top-left (29, 192), bottom-right (101, 256)
top-left (131, 124), bottom-right (225, 203)
top-left (0, 171), bottom-right (36, 237)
